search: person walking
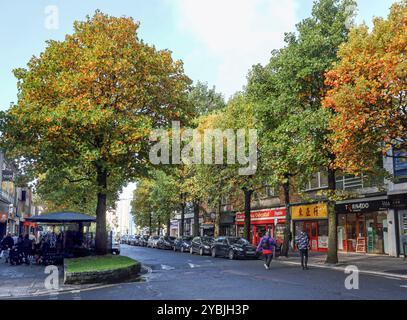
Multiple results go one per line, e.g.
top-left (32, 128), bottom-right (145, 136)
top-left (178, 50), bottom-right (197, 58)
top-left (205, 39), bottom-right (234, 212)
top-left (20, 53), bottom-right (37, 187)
top-left (256, 231), bottom-right (276, 270)
top-left (297, 231), bottom-right (310, 270)
top-left (1, 233), bottom-right (14, 263)
top-left (22, 234), bottom-right (32, 265)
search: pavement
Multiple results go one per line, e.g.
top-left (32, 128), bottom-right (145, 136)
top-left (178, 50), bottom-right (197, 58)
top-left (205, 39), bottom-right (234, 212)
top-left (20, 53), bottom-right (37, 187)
top-left (277, 251), bottom-right (407, 279)
top-left (0, 257), bottom-right (109, 299)
top-left (2, 245), bottom-right (407, 300)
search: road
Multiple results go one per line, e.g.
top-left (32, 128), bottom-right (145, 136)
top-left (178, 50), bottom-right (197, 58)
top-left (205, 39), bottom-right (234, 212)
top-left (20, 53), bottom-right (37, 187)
top-left (28, 245), bottom-right (407, 300)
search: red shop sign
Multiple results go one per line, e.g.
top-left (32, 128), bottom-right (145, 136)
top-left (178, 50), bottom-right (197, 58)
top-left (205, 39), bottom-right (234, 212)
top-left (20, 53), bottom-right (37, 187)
top-left (236, 208), bottom-right (286, 223)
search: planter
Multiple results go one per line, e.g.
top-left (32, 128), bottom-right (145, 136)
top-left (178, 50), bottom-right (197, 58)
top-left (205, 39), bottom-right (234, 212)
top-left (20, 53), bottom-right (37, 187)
top-left (64, 260), bottom-right (141, 285)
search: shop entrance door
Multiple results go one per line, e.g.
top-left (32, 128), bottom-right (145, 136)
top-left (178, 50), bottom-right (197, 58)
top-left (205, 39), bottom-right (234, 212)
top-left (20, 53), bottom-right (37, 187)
top-left (304, 222), bottom-right (318, 251)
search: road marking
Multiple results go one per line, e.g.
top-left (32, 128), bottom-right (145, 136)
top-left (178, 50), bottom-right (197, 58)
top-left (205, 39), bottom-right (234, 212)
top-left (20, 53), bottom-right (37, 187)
top-left (400, 285), bottom-right (407, 288)
top-left (385, 276), bottom-right (402, 280)
top-left (160, 264), bottom-right (175, 270)
top-left (279, 260), bottom-right (407, 280)
top-left (188, 263), bottom-right (200, 268)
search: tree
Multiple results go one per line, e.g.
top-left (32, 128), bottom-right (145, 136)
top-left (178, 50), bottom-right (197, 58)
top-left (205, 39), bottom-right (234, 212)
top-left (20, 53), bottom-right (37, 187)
top-left (1, 12), bottom-right (191, 254)
top-left (324, 1), bottom-right (407, 173)
top-left (247, 0), bottom-right (356, 261)
top-left (188, 81), bottom-right (226, 116)
top-left (131, 179), bottom-right (155, 234)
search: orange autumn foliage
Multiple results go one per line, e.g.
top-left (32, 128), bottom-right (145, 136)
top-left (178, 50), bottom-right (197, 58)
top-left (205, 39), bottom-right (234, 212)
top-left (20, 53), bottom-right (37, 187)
top-left (323, 1), bottom-right (407, 173)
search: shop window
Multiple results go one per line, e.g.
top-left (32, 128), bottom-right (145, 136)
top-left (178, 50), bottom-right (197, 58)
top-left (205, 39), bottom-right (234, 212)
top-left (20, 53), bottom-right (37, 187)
top-left (399, 210), bottom-right (407, 255)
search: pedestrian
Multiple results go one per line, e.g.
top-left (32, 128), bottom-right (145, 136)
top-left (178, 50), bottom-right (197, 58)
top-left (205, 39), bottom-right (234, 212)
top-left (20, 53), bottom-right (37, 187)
top-left (1, 233), bottom-right (14, 263)
top-left (296, 231), bottom-right (310, 270)
top-left (256, 231), bottom-right (276, 270)
top-left (22, 234), bottom-right (32, 265)
top-left (12, 234), bottom-right (18, 245)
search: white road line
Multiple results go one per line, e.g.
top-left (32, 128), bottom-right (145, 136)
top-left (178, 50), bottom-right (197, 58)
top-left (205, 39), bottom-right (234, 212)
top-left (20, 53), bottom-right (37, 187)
top-left (400, 285), bottom-right (407, 288)
top-left (188, 263), bottom-right (201, 268)
top-left (385, 276), bottom-right (402, 281)
top-left (160, 264), bottom-right (175, 270)
top-left (279, 260), bottom-right (407, 280)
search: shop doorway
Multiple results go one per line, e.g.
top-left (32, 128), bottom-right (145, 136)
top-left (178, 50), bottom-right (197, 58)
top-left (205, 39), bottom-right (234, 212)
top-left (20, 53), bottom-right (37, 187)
top-left (304, 222), bottom-right (318, 251)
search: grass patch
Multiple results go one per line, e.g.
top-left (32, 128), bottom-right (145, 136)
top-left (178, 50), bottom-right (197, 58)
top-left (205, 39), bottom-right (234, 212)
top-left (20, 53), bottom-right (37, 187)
top-left (65, 255), bottom-right (138, 273)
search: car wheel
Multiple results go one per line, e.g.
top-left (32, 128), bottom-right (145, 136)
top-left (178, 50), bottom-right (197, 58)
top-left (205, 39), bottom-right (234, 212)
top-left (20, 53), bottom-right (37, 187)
top-left (199, 248), bottom-right (204, 256)
top-left (228, 250), bottom-right (235, 260)
top-left (190, 247), bottom-right (193, 254)
top-left (211, 248), bottom-right (217, 258)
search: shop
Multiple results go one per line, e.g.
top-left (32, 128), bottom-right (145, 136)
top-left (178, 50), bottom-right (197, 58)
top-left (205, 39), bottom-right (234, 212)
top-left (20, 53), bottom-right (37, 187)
top-left (388, 192), bottom-right (407, 257)
top-left (292, 203), bottom-right (328, 252)
top-left (335, 197), bottom-right (392, 255)
top-left (220, 211), bottom-right (236, 236)
top-left (235, 207), bottom-right (286, 246)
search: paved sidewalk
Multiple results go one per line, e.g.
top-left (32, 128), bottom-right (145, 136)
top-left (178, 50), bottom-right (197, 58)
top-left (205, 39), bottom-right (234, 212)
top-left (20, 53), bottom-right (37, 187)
top-left (0, 258), bottom-right (101, 299)
top-left (277, 252), bottom-right (407, 278)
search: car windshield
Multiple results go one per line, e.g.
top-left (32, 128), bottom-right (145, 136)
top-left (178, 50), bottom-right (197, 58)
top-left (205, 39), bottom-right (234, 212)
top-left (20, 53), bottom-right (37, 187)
top-left (202, 237), bottom-right (214, 244)
top-left (183, 237), bottom-right (193, 241)
top-left (228, 237), bottom-right (249, 245)
top-left (164, 237), bottom-right (175, 241)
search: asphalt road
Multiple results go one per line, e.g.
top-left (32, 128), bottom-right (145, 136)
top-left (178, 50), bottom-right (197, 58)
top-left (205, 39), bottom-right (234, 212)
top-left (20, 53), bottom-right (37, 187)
top-left (27, 245), bottom-right (407, 300)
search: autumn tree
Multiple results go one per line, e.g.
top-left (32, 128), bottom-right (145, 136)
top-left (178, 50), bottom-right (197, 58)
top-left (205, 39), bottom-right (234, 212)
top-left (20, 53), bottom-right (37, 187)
top-left (247, 0), bottom-right (356, 261)
top-left (0, 12), bottom-right (191, 254)
top-left (324, 1), bottom-right (407, 173)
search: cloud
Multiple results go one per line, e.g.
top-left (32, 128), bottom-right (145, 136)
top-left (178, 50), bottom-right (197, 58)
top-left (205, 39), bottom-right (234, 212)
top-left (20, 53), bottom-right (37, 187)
top-left (173, 0), bottom-right (298, 98)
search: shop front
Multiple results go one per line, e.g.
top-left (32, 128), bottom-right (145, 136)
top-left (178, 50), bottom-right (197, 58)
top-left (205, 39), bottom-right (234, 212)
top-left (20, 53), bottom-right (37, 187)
top-left (292, 203), bottom-right (328, 252)
top-left (388, 192), bottom-right (407, 256)
top-left (235, 207), bottom-right (286, 246)
top-left (335, 198), bottom-right (392, 255)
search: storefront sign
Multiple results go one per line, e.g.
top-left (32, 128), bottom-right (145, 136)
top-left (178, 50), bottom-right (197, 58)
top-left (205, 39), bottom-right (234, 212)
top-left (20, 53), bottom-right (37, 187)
top-left (335, 199), bottom-right (392, 214)
top-left (235, 208), bottom-right (286, 223)
top-left (292, 203), bottom-right (328, 220)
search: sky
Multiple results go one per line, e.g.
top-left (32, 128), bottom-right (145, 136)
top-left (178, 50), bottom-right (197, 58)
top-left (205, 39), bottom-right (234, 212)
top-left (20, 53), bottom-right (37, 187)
top-left (0, 0), bottom-right (398, 111)
top-left (0, 0), bottom-right (398, 210)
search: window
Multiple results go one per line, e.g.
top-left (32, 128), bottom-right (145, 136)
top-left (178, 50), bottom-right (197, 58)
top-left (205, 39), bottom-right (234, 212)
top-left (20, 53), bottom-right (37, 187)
top-left (303, 172), bottom-right (329, 191)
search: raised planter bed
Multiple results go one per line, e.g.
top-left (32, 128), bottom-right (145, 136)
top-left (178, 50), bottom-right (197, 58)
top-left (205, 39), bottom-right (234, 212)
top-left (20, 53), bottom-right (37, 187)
top-left (64, 255), bottom-right (141, 284)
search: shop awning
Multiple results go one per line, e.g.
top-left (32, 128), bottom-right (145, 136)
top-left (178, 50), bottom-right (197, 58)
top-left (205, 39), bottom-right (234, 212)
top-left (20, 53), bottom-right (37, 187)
top-left (25, 211), bottom-right (96, 223)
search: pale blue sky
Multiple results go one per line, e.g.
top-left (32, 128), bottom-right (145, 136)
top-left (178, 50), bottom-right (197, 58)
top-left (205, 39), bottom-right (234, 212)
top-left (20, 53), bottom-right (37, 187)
top-left (0, 0), bottom-right (398, 110)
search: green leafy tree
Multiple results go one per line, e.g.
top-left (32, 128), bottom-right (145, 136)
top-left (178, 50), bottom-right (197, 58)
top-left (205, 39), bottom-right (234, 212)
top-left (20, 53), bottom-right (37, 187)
top-left (247, 0), bottom-right (356, 261)
top-left (1, 12), bottom-right (191, 254)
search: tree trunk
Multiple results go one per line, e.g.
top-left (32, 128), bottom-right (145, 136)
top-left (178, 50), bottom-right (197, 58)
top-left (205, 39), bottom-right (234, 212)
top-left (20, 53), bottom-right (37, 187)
top-left (95, 168), bottom-right (108, 255)
top-left (214, 200), bottom-right (221, 237)
top-left (166, 216), bottom-right (171, 236)
top-left (193, 200), bottom-right (200, 237)
top-left (149, 212), bottom-right (152, 236)
top-left (157, 217), bottom-right (161, 236)
top-left (326, 167), bottom-right (338, 264)
top-left (180, 193), bottom-right (185, 237)
top-left (243, 188), bottom-right (253, 242)
top-left (281, 178), bottom-right (291, 257)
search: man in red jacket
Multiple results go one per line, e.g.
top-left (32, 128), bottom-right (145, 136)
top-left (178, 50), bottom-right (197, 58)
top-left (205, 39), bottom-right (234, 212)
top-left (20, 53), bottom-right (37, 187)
top-left (256, 231), bottom-right (276, 270)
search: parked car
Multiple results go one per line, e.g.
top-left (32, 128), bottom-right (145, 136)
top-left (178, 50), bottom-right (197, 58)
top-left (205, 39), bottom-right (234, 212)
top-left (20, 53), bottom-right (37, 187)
top-left (121, 235), bottom-right (129, 244)
top-left (156, 236), bottom-right (176, 250)
top-left (147, 235), bottom-right (160, 248)
top-left (130, 235), bottom-right (141, 246)
top-left (173, 236), bottom-right (193, 252)
top-left (139, 235), bottom-right (150, 247)
top-left (211, 236), bottom-right (258, 260)
top-left (190, 236), bottom-right (214, 255)
top-left (111, 240), bottom-right (121, 255)
top-left (127, 235), bottom-right (135, 245)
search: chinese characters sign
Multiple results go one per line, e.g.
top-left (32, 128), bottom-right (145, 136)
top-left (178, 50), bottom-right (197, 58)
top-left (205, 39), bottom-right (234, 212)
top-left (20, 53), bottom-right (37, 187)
top-left (292, 203), bottom-right (328, 220)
